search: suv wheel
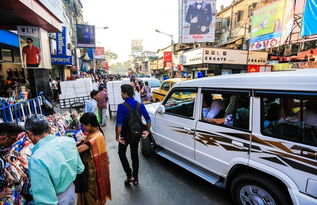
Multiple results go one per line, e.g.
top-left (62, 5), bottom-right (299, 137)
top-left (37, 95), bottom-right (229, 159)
top-left (141, 134), bottom-right (155, 157)
top-left (230, 173), bottom-right (291, 205)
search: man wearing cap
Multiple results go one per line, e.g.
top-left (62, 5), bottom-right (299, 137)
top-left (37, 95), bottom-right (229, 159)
top-left (25, 114), bottom-right (84, 205)
top-left (22, 37), bottom-right (41, 67)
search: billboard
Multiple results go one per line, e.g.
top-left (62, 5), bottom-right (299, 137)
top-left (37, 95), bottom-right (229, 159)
top-left (131, 40), bottom-right (143, 55)
top-left (95, 47), bottom-right (105, 59)
top-left (249, 0), bottom-right (288, 50)
top-left (76, 24), bottom-right (96, 48)
top-left (180, 0), bottom-right (216, 43)
top-left (301, 0), bottom-right (317, 36)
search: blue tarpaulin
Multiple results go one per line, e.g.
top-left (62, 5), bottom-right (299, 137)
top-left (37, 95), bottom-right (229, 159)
top-left (0, 30), bottom-right (19, 47)
top-left (301, 0), bottom-right (317, 36)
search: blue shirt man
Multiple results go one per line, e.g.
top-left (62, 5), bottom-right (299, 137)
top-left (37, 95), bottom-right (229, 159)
top-left (84, 90), bottom-right (99, 116)
top-left (25, 115), bottom-right (84, 205)
top-left (115, 84), bottom-right (151, 184)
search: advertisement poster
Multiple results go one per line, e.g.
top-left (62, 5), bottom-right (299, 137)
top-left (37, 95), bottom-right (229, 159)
top-left (76, 24), bottom-right (96, 48)
top-left (95, 47), bottom-right (105, 59)
top-left (17, 26), bottom-right (42, 67)
top-left (180, 0), bottom-right (216, 43)
top-left (249, 0), bottom-right (287, 50)
top-left (301, 0), bottom-right (317, 36)
top-left (131, 40), bottom-right (143, 55)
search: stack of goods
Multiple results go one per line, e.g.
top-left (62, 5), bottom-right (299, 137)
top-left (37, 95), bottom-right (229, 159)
top-left (3, 132), bottom-right (33, 204)
top-left (107, 80), bottom-right (125, 112)
top-left (59, 78), bottom-right (93, 100)
top-left (46, 111), bottom-right (85, 142)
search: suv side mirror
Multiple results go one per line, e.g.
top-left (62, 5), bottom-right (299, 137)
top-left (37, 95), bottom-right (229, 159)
top-left (157, 104), bottom-right (165, 114)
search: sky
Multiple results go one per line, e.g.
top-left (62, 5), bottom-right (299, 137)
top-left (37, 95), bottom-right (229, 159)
top-left (81, 0), bottom-right (232, 62)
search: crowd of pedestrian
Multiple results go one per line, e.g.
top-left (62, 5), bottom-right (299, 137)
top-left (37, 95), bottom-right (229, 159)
top-left (0, 77), bottom-right (152, 204)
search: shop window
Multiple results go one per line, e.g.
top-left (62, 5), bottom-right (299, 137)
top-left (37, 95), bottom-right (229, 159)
top-left (164, 89), bottom-right (197, 118)
top-left (1, 49), bottom-right (13, 62)
top-left (201, 90), bottom-right (250, 130)
top-left (261, 95), bottom-right (317, 146)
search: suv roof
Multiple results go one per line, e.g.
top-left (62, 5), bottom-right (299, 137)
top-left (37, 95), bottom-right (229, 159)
top-left (177, 69), bottom-right (317, 91)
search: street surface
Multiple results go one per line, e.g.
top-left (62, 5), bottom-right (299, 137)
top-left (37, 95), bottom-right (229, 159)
top-left (103, 113), bottom-right (232, 205)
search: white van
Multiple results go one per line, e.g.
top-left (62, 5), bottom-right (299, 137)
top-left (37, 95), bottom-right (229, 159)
top-left (142, 69), bottom-right (317, 205)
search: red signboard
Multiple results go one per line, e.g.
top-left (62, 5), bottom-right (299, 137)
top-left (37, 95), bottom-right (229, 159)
top-left (247, 65), bottom-right (260, 73)
top-left (95, 47), bottom-right (105, 59)
top-left (164, 52), bottom-right (172, 62)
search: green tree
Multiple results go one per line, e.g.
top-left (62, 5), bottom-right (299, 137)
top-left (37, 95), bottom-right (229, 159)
top-left (105, 50), bottom-right (118, 61)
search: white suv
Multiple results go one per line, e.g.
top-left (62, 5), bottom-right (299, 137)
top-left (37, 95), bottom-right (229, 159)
top-left (141, 69), bottom-right (317, 205)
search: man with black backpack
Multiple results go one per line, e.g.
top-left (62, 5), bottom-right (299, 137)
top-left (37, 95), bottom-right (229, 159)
top-left (116, 84), bottom-right (151, 185)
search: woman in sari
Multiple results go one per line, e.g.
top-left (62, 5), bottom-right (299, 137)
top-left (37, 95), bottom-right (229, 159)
top-left (77, 112), bottom-right (111, 205)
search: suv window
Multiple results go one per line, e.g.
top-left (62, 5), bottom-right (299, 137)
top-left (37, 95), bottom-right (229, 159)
top-left (164, 89), bottom-right (197, 118)
top-left (161, 82), bottom-right (171, 91)
top-left (262, 96), bottom-right (317, 146)
top-left (201, 90), bottom-right (250, 130)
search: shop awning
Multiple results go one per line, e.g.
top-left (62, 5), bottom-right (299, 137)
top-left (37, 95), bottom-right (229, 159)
top-left (215, 36), bottom-right (244, 47)
top-left (0, 30), bottom-right (19, 47)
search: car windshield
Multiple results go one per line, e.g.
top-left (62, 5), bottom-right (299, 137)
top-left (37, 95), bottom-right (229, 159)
top-left (147, 79), bottom-right (161, 88)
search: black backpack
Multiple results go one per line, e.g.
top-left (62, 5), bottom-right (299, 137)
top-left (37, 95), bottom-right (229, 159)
top-left (122, 102), bottom-right (143, 142)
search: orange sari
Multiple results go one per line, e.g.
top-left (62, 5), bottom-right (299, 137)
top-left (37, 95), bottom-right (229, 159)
top-left (77, 131), bottom-right (111, 205)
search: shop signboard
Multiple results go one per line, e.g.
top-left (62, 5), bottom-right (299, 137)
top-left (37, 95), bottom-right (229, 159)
top-left (95, 47), bottom-right (105, 59)
top-left (76, 24), bottom-right (96, 48)
top-left (56, 26), bottom-right (67, 56)
top-left (247, 65), bottom-right (260, 73)
top-left (203, 48), bottom-right (247, 65)
top-left (158, 58), bottom-right (164, 69)
top-left (250, 0), bottom-right (287, 50)
top-left (179, 0), bottom-right (217, 43)
top-left (247, 51), bottom-right (268, 65)
top-left (301, 0), bottom-right (317, 36)
top-left (51, 55), bottom-right (72, 65)
top-left (164, 52), bottom-right (173, 62)
top-left (183, 48), bottom-right (203, 65)
top-left (272, 63), bottom-right (294, 71)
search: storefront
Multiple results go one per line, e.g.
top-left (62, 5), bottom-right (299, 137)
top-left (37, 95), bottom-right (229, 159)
top-left (0, 30), bottom-right (24, 96)
top-left (183, 47), bottom-right (269, 77)
top-left (0, 0), bottom-right (63, 97)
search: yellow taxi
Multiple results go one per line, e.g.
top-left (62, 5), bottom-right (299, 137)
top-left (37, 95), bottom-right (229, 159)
top-left (152, 78), bottom-right (188, 102)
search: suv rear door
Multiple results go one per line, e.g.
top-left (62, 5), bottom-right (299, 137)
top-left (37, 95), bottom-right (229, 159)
top-left (194, 89), bottom-right (252, 176)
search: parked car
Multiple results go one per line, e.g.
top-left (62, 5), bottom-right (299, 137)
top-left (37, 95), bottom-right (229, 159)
top-left (141, 69), bottom-right (317, 205)
top-left (152, 78), bottom-right (188, 102)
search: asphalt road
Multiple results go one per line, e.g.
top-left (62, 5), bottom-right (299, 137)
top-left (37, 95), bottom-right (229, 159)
top-left (103, 115), bottom-right (233, 205)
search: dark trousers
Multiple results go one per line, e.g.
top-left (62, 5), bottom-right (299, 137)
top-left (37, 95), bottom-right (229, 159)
top-left (118, 138), bottom-right (140, 179)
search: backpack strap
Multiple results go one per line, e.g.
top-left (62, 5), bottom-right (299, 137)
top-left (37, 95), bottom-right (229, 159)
top-left (122, 102), bottom-right (140, 116)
